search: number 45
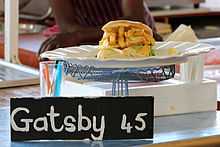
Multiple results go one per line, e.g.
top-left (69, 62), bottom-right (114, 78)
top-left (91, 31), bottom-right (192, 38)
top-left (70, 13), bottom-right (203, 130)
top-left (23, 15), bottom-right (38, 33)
top-left (121, 113), bottom-right (148, 133)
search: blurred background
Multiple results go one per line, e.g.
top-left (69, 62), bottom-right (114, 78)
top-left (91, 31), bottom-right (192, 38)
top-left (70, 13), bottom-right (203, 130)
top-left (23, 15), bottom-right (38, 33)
top-left (0, 0), bottom-right (220, 68)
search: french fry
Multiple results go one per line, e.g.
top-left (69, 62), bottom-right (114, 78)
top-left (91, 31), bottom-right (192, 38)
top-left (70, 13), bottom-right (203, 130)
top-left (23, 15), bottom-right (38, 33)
top-left (109, 33), bottom-right (116, 45)
top-left (127, 29), bottom-right (135, 37)
top-left (119, 36), bottom-right (126, 48)
top-left (119, 27), bottom-right (124, 36)
top-left (118, 27), bottom-right (126, 48)
top-left (133, 29), bottom-right (144, 36)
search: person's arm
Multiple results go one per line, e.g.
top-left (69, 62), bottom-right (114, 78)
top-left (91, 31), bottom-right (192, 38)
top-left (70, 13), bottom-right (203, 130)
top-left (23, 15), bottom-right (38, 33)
top-left (50, 0), bottom-right (103, 38)
top-left (38, 28), bottom-right (103, 56)
top-left (49, 0), bottom-right (80, 32)
top-left (121, 0), bottom-right (162, 41)
top-left (38, 0), bottom-right (103, 56)
top-left (121, 0), bottom-right (145, 22)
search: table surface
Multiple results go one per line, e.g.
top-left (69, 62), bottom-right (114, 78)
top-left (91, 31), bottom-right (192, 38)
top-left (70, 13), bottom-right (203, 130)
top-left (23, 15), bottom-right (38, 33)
top-left (0, 86), bottom-right (220, 147)
top-left (0, 37), bottom-right (219, 146)
top-left (1, 108), bottom-right (220, 147)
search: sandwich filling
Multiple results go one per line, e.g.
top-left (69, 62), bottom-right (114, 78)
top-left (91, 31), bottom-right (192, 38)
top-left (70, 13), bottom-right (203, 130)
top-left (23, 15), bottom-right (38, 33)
top-left (98, 20), bottom-right (155, 59)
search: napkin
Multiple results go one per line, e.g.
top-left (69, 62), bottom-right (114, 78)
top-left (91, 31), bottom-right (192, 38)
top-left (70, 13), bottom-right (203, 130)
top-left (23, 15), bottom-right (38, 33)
top-left (166, 24), bottom-right (203, 82)
top-left (166, 24), bottom-right (198, 42)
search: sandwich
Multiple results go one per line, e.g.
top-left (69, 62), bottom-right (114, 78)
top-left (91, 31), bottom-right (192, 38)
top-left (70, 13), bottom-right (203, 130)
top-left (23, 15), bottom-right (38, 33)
top-left (97, 20), bottom-right (155, 59)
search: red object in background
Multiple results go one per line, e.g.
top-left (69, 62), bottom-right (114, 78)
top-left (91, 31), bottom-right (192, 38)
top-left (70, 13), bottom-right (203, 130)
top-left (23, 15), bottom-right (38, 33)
top-left (0, 33), bottom-right (46, 69)
top-left (42, 25), bottom-right (60, 37)
top-left (175, 49), bottom-right (220, 73)
top-left (205, 49), bottom-right (220, 65)
top-left (0, 43), bottom-right (39, 69)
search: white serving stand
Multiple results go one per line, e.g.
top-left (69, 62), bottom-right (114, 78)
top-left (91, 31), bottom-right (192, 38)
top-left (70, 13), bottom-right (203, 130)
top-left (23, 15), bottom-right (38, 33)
top-left (61, 55), bottom-right (217, 116)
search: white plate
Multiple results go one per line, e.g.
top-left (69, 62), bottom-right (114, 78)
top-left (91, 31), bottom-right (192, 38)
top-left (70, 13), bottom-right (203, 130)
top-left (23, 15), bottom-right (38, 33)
top-left (41, 41), bottom-right (215, 68)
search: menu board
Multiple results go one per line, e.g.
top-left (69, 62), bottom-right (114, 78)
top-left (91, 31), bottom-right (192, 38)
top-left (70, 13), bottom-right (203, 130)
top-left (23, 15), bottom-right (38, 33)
top-left (10, 97), bottom-right (154, 141)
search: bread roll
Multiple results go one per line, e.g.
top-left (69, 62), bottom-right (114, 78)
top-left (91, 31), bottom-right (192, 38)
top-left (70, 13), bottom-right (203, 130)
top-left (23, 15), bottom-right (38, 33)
top-left (98, 20), bottom-right (155, 59)
top-left (102, 20), bottom-right (153, 36)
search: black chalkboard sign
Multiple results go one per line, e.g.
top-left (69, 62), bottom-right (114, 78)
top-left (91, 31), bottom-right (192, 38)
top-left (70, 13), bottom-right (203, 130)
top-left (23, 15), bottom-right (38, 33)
top-left (10, 97), bottom-right (154, 141)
